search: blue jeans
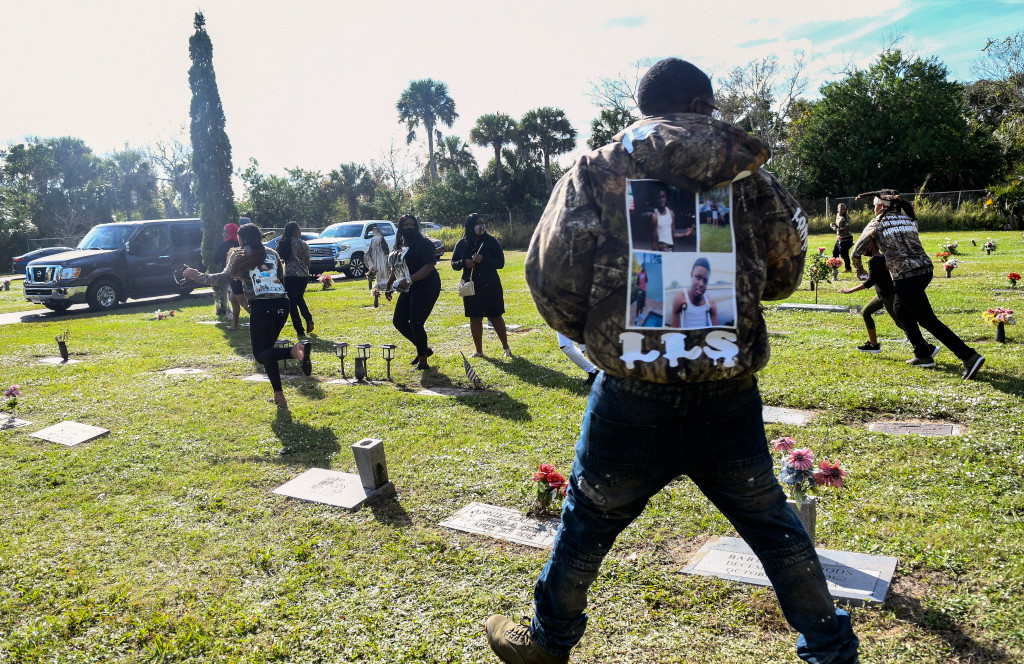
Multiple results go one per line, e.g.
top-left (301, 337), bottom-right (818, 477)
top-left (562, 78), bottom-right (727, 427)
top-left (531, 374), bottom-right (858, 663)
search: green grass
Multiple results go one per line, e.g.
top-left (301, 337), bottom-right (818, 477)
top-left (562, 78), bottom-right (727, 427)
top-left (1, 233), bottom-right (1023, 662)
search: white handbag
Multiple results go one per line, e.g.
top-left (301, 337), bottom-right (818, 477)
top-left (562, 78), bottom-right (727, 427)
top-left (457, 242), bottom-right (484, 297)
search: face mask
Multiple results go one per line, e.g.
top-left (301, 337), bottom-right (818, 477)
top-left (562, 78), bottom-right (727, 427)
top-left (401, 227), bottom-right (417, 240)
top-left (475, 224), bottom-right (485, 235)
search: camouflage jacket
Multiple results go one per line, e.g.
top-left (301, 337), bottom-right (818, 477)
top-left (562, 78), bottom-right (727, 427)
top-left (830, 213), bottom-right (852, 239)
top-left (850, 212), bottom-right (932, 280)
top-left (526, 113), bottom-right (808, 383)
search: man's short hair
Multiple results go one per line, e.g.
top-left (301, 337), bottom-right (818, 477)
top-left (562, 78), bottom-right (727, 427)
top-left (691, 257), bottom-right (711, 275)
top-left (638, 58), bottom-right (715, 116)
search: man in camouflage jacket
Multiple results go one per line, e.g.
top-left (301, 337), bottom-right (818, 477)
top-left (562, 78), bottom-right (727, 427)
top-left (485, 59), bottom-right (859, 664)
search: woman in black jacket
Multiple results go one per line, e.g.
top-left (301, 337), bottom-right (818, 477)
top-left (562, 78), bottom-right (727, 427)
top-left (386, 214), bottom-right (441, 370)
top-left (451, 213), bottom-right (512, 357)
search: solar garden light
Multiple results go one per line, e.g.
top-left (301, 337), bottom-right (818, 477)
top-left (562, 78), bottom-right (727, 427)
top-left (381, 344), bottom-right (397, 380)
top-left (333, 341), bottom-right (349, 378)
top-left (274, 338), bottom-right (292, 370)
top-left (354, 343), bottom-right (371, 381)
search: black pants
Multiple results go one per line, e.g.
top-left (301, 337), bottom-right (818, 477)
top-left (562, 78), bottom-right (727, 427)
top-left (392, 274), bottom-right (441, 356)
top-left (833, 237), bottom-right (853, 270)
top-left (893, 274), bottom-right (974, 361)
top-left (862, 294), bottom-right (904, 331)
top-left (250, 298), bottom-right (292, 392)
top-left (284, 276), bottom-right (313, 336)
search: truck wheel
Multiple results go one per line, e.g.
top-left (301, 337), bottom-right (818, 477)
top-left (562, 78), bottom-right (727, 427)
top-left (87, 279), bottom-right (121, 311)
top-left (44, 301), bottom-right (71, 313)
top-left (346, 253), bottom-right (367, 279)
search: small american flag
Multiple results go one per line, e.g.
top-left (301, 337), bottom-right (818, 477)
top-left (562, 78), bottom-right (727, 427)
top-left (460, 351), bottom-right (483, 389)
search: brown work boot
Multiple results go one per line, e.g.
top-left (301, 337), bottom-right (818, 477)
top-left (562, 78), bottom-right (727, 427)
top-left (484, 615), bottom-right (569, 664)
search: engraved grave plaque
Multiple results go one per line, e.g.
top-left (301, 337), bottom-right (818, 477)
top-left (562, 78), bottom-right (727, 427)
top-left (161, 368), bottom-right (207, 376)
top-left (762, 406), bottom-right (813, 426)
top-left (273, 467), bottom-right (394, 511)
top-left (416, 387), bottom-right (480, 398)
top-left (30, 421), bottom-right (109, 447)
top-left (869, 421), bottom-right (960, 436)
top-left (440, 502), bottom-right (560, 549)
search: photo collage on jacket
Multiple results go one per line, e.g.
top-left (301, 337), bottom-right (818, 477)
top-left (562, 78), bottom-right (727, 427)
top-left (626, 179), bottom-right (738, 331)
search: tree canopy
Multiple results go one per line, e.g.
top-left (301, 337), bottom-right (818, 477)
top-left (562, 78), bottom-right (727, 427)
top-left (519, 107), bottom-right (576, 192)
top-left (396, 79), bottom-right (458, 187)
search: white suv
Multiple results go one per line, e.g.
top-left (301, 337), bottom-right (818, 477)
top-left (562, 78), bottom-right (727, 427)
top-left (306, 220), bottom-right (396, 277)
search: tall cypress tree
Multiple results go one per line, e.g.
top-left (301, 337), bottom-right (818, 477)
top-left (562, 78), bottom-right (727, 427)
top-left (188, 12), bottom-right (238, 271)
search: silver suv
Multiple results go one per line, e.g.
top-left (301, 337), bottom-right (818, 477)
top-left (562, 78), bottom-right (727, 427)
top-left (306, 220), bottom-right (396, 278)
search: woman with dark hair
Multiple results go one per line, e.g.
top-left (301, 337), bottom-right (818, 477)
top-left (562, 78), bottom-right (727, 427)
top-left (184, 223), bottom-right (312, 406)
top-left (451, 213), bottom-right (512, 357)
top-left (278, 221), bottom-right (314, 338)
top-left (385, 214), bottom-right (441, 370)
top-left (851, 190), bottom-right (984, 379)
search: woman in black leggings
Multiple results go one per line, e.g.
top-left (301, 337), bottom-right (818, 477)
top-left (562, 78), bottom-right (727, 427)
top-left (277, 221), bottom-right (315, 338)
top-left (386, 214), bottom-right (441, 370)
top-left (184, 223), bottom-right (312, 405)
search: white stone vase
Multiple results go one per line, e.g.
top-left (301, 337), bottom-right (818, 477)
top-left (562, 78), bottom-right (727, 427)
top-left (787, 495), bottom-right (817, 541)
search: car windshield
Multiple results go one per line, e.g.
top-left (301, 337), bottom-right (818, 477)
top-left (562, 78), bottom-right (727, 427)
top-left (318, 223), bottom-right (362, 239)
top-left (77, 225), bottom-right (135, 250)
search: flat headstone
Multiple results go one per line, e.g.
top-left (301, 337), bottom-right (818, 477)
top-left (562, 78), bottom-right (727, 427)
top-left (682, 536), bottom-right (897, 605)
top-left (869, 421), bottom-right (961, 436)
top-left (440, 502), bottom-right (560, 549)
top-left (161, 368), bottom-right (207, 376)
top-left (0, 417), bottom-right (32, 430)
top-left (196, 320), bottom-right (223, 325)
top-left (241, 373), bottom-right (299, 383)
top-left (39, 357), bottom-right (81, 365)
top-left (768, 330), bottom-right (794, 336)
top-left (273, 467), bottom-right (395, 511)
top-left (778, 303), bottom-right (861, 313)
top-left (326, 377), bottom-right (381, 386)
top-left (30, 421), bottom-right (109, 447)
top-left (992, 289), bottom-right (1022, 294)
top-left (460, 323), bottom-right (521, 330)
top-left (416, 387), bottom-right (481, 397)
top-left (762, 406), bottom-right (814, 426)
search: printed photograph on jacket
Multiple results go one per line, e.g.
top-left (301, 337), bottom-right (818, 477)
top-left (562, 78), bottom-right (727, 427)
top-left (626, 179), bottom-right (737, 331)
top-left (249, 254), bottom-right (286, 296)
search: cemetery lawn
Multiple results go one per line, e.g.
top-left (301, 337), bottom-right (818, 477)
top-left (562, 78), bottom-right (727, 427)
top-left (1, 232), bottom-right (1023, 663)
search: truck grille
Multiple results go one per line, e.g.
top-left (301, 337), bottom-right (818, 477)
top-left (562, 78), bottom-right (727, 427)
top-left (309, 246), bottom-right (335, 259)
top-left (29, 265), bottom-right (58, 283)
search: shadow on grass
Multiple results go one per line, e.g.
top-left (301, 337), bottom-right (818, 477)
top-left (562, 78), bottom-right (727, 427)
top-left (886, 589), bottom-right (1016, 662)
top-left (10, 291), bottom-right (214, 324)
top-left (367, 493), bottom-right (413, 528)
top-left (418, 369), bottom-right (532, 421)
top-left (480, 355), bottom-right (587, 393)
top-left (271, 407), bottom-right (340, 467)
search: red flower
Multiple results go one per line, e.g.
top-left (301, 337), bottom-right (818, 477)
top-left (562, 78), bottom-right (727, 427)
top-left (786, 448), bottom-right (815, 471)
top-left (814, 459), bottom-right (849, 488)
top-left (533, 462), bottom-right (557, 481)
top-left (771, 436), bottom-right (797, 453)
top-left (1009, 272), bottom-right (1021, 281)
top-left (546, 472), bottom-right (568, 496)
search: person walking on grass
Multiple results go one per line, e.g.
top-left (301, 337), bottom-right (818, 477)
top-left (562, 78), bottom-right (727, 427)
top-left (851, 190), bottom-right (984, 379)
top-left (277, 221), bottom-right (315, 338)
top-left (831, 203), bottom-right (854, 272)
top-left (838, 238), bottom-right (910, 354)
top-left (386, 214), bottom-right (441, 370)
top-left (451, 213), bottom-right (513, 358)
top-left (184, 223), bottom-right (311, 407)
top-left (484, 57), bottom-right (858, 664)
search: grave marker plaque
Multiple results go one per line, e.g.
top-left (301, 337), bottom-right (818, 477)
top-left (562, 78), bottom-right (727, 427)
top-left (416, 387), bottom-right (480, 398)
top-left (869, 421), bottom-right (960, 436)
top-left (778, 303), bottom-right (860, 313)
top-left (39, 357), bottom-right (81, 365)
top-left (241, 373), bottom-right (298, 383)
top-left (440, 502), bottom-right (560, 549)
top-left (161, 368), bottom-right (207, 376)
top-left (683, 536), bottom-right (897, 605)
top-left (762, 406), bottom-right (814, 426)
top-left (0, 417), bottom-right (31, 430)
top-left (30, 421), bottom-right (109, 447)
top-left (273, 467), bottom-right (394, 511)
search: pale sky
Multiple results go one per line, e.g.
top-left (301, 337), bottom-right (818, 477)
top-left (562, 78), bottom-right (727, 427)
top-left (3, 0), bottom-right (1023, 181)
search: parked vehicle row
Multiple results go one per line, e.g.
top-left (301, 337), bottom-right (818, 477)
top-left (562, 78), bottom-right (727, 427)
top-left (20, 218), bottom-right (446, 312)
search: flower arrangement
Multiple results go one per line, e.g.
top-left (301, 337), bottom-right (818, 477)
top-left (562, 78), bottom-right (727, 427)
top-left (3, 384), bottom-right (21, 424)
top-left (826, 257), bottom-right (844, 270)
top-left (772, 436), bottom-right (849, 509)
top-left (528, 462), bottom-right (568, 515)
top-left (318, 274), bottom-right (334, 290)
top-left (983, 307), bottom-right (1016, 325)
top-left (939, 239), bottom-right (959, 255)
top-left (934, 250), bottom-right (952, 261)
top-left (817, 247), bottom-right (827, 256)
top-left (943, 258), bottom-right (958, 271)
top-left (0, 278), bottom-right (10, 291)
top-left (805, 253), bottom-right (831, 284)
top-left (984, 238), bottom-right (997, 253)
top-left (153, 309), bottom-right (175, 320)
top-left (1008, 272), bottom-right (1021, 288)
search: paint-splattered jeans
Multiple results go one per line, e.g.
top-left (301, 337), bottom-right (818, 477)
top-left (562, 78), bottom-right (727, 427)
top-left (530, 373), bottom-right (859, 663)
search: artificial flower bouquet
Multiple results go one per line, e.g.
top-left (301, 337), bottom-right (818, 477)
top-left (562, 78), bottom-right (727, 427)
top-left (984, 238), bottom-right (998, 253)
top-left (528, 462), bottom-right (568, 516)
top-left (318, 274), bottom-right (334, 290)
top-left (3, 384), bottom-right (21, 424)
top-left (939, 238), bottom-right (959, 255)
top-left (771, 436), bottom-right (848, 509)
top-left (1008, 272), bottom-right (1021, 288)
top-left (983, 307), bottom-right (1016, 326)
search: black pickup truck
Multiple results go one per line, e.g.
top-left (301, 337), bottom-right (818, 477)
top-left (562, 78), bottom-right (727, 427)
top-left (23, 218), bottom-right (206, 312)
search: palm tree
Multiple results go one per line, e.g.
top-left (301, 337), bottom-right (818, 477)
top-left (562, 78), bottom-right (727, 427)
top-left (325, 163), bottom-right (374, 220)
top-left (433, 136), bottom-right (477, 179)
top-left (520, 107), bottom-right (577, 191)
top-left (396, 79), bottom-right (458, 186)
top-left (470, 113), bottom-right (517, 184)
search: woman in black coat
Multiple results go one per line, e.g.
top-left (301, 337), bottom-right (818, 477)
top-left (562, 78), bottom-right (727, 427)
top-left (386, 214), bottom-right (442, 370)
top-left (451, 213), bottom-right (512, 358)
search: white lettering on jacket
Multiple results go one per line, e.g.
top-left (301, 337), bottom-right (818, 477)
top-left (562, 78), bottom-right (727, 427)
top-left (618, 331), bottom-right (739, 369)
top-left (793, 207), bottom-right (809, 252)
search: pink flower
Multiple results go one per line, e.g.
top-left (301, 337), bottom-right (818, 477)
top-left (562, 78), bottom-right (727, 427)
top-left (814, 459), bottom-right (849, 488)
top-left (4, 385), bottom-right (21, 399)
top-left (786, 448), bottom-right (815, 471)
top-left (771, 436), bottom-right (797, 453)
